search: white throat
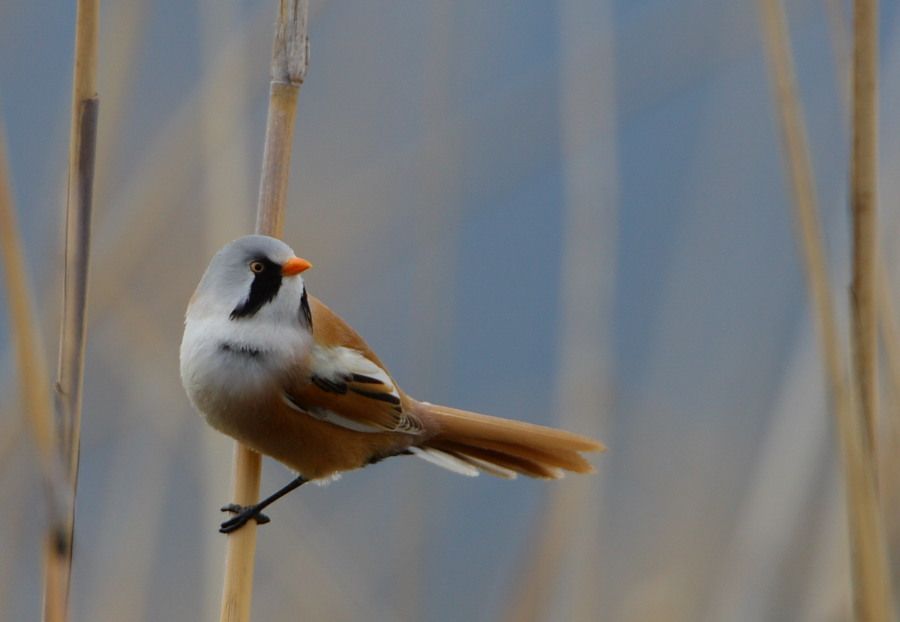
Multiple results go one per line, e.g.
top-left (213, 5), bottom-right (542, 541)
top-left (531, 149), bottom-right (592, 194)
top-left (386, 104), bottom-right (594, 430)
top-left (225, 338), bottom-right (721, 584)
top-left (179, 278), bottom-right (313, 422)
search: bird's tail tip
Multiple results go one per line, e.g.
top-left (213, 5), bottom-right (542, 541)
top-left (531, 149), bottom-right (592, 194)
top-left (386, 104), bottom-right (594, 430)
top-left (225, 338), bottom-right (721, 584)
top-left (413, 401), bottom-right (605, 479)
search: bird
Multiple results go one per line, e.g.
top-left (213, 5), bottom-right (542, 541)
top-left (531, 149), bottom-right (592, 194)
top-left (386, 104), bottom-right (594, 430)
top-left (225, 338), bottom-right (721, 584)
top-left (180, 235), bottom-right (605, 533)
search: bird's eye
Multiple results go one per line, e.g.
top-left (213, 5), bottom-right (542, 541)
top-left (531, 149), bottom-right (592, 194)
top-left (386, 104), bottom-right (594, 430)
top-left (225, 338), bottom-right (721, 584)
top-left (250, 261), bottom-right (265, 273)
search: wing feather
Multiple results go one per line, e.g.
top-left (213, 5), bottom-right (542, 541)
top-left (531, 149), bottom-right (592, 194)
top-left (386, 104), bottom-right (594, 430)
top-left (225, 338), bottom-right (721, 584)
top-left (283, 297), bottom-right (424, 434)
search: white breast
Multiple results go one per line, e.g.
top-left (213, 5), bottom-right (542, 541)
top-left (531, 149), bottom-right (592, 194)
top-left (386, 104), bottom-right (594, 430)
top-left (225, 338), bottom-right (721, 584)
top-left (179, 313), bottom-right (312, 428)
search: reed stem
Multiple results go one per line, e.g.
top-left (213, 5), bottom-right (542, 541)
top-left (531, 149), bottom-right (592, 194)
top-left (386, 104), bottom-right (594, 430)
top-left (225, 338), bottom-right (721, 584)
top-left (848, 1), bottom-right (890, 613)
top-left (219, 2), bottom-right (308, 622)
top-left (56, 0), bottom-right (100, 610)
top-left (850, 0), bottom-right (879, 458)
top-left (0, 126), bottom-right (71, 622)
top-left (757, 0), bottom-right (894, 619)
top-left (55, 0), bottom-right (100, 599)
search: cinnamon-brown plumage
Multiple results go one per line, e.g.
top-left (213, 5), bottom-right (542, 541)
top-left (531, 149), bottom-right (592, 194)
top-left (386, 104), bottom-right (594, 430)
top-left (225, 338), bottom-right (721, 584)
top-left (219, 296), bottom-right (605, 481)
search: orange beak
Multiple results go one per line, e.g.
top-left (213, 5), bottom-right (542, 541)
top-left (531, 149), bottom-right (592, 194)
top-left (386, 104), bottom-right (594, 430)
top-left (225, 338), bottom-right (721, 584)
top-left (282, 256), bottom-right (313, 276)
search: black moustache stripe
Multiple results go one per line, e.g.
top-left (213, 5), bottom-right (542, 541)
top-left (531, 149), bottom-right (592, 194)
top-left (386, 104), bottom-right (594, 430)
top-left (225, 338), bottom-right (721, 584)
top-left (230, 258), bottom-right (283, 320)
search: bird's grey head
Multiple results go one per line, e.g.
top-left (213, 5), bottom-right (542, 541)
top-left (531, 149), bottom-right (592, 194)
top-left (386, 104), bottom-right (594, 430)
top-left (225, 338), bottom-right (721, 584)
top-left (190, 235), bottom-right (312, 327)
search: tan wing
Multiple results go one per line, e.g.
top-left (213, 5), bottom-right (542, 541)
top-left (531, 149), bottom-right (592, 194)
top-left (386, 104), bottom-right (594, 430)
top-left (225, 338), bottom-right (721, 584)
top-left (283, 297), bottom-right (424, 435)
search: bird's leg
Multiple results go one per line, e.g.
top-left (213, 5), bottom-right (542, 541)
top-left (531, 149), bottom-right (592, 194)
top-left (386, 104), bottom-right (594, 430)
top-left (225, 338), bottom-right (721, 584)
top-left (219, 475), bottom-right (307, 533)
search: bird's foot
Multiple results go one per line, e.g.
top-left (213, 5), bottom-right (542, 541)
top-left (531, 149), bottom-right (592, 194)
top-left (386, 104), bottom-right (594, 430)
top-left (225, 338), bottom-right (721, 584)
top-left (219, 504), bottom-right (271, 533)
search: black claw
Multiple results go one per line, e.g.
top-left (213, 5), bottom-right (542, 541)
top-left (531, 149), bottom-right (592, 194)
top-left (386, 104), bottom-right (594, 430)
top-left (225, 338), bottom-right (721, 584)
top-left (218, 504), bottom-right (271, 533)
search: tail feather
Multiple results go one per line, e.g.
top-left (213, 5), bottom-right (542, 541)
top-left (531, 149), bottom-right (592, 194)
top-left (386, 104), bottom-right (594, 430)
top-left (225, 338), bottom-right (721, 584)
top-left (436, 435), bottom-right (595, 473)
top-left (417, 402), bottom-right (604, 479)
top-left (431, 440), bottom-right (565, 479)
top-left (447, 452), bottom-right (519, 480)
top-left (408, 446), bottom-right (479, 477)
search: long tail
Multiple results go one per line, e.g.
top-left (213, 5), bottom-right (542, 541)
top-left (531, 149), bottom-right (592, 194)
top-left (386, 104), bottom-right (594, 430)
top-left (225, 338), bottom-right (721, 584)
top-left (412, 402), bottom-right (605, 480)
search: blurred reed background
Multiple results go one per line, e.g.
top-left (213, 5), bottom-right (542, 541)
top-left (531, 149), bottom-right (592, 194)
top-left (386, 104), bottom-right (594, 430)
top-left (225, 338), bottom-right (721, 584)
top-left (1, 0), bottom-right (899, 620)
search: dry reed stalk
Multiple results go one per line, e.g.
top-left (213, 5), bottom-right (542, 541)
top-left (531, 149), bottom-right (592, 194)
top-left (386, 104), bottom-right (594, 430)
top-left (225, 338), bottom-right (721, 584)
top-left (849, 2), bottom-right (893, 614)
top-left (219, 2), bottom-right (308, 621)
top-left (850, 0), bottom-right (880, 457)
top-left (55, 0), bottom-right (99, 607)
top-left (757, 0), bottom-right (894, 619)
top-left (824, 0), bottom-right (900, 589)
top-left (59, 0), bottom-right (98, 470)
top-left (0, 127), bottom-right (71, 622)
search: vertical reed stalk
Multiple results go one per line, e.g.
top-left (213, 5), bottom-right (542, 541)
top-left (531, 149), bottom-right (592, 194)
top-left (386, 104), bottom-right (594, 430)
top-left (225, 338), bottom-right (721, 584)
top-left (757, 0), bottom-right (894, 619)
top-left (56, 0), bottom-right (100, 608)
top-left (219, 3), bottom-right (308, 622)
top-left (850, 0), bottom-right (879, 457)
top-left (848, 1), bottom-right (891, 612)
top-left (0, 127), bottom-right (71, 622)
top-left (823, 0), bottom-right (900, 576)
top-left (254, 0), bottom-right (308, 236)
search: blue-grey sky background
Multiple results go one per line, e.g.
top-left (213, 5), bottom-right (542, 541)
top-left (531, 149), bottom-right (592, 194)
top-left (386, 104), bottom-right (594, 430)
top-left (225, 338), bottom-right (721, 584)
top-left (2, 1), bottom-right (899, 620)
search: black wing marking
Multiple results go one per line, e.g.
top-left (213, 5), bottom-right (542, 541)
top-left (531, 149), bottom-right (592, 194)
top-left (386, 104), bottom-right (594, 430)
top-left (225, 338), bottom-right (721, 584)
top-left (299, 289), bottom-right (313, 329)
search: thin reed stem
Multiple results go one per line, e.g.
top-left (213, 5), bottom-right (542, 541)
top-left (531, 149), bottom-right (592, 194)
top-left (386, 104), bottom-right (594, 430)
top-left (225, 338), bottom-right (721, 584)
top-left (55, 0), bottom-right (100, 616)
top-left (823, 0), bottom-right (900, 589)
top-left (0, 126), bottom-right (71, 622)
top-left (219, 2), bottom-right (308, 622)
top-left (56, 0), bottom-right (100, 609)
top-left (848, 0), bottom-right (890, 612)
top-left (850, 0), bottom-right (879, 457)
top-left (756, 0), bottom-right (894, 619)
top-left (254, 0), bottom-right (308, 234)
